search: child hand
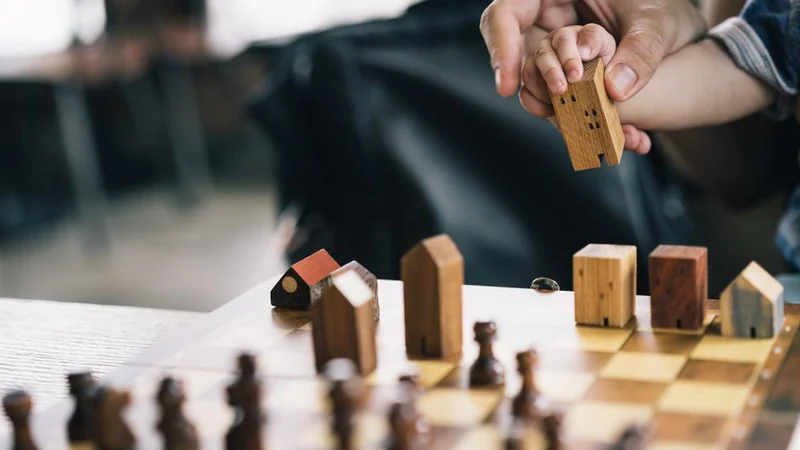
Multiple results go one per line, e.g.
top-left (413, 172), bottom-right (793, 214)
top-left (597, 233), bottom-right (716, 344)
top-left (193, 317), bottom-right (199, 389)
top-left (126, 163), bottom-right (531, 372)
top-left (520, 24), bottom-right (651, 155)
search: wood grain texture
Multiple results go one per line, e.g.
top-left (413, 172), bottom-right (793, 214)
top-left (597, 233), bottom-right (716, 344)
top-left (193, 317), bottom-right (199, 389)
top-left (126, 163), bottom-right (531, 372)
top-left (721, 261), bottom-right (784, 338)
top-left (310, 270), bottom-right (377, 375)
top-left (649, 245), bottom-right (708, 330)
top-left (270, 249), bottom-right (340, 310)
top-left (573, 244), bottom-right (637, 328)
top-left (400, 234), bottom-right (464, 359)
top-left (550, 57), bottom-right (625, 171)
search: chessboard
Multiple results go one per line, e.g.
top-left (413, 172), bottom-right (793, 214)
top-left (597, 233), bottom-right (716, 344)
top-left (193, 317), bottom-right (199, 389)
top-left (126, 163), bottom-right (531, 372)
top-left (4, 239), bottom-right (800, 449)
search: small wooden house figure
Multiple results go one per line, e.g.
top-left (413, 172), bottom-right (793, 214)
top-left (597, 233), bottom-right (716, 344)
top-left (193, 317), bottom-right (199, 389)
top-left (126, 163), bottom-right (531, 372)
top-left (270, 249), bottom-right (340, 310)
top-left (550, 57), bottom-right (625, 171)
top-left (401, 234), bottom-right (464, 359)
top-left (310, 260), bottom-right (379, 321)
top-left (311, 269), bottom-right (377, 375)
top-left (573, 244), bottom-right (637, 328)
top-left (648, 245), bottom-right (708, 331)
top-left (721, 261), bottom-right (784, 339)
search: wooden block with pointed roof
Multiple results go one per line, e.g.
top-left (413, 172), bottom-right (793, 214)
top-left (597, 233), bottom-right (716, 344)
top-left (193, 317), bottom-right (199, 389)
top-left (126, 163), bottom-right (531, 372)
top-left (270, 249), bottom-right (340, 310)
top-left (551, 57), bottom-right (625, 171)
top-left (401, 234), bottom-right (464, 359)
top-left (573, 243), bottom-right (637, 328)
top-left (721, 261), bottom-right (785, 339)
top-left (310, 260), bottom-right (379, 322)
top-left (311, 269), bottom-right (377, 374)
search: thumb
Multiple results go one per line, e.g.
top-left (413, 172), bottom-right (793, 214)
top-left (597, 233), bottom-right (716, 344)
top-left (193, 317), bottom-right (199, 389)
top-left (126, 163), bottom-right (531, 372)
top-left (604, 21), bottom-right (668, 102)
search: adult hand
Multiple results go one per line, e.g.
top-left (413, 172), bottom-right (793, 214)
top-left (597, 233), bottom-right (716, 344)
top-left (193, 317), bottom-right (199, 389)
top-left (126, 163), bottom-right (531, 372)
top-left (480, 0), bottom-right (706, 101)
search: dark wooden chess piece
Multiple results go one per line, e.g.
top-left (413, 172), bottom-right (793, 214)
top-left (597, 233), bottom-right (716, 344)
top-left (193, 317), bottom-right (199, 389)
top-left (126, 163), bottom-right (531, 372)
top-left (225, 353), bottom-right (264, 450)
top-left (609, 423), bottom-right (650, 450)
top-left (3, 390), bottom-right (38, 450)
top-left (512, 348), bottom-right (544, 420)
top-left (387, 400), bottom-right (424, 450)
top-left (325, 358), bottom-right (361, 450)
top-left (92, 385), bottom-right (135, 450)
top-left (67, 372), bottom-right (96, 444)
top-left (398, 372), bottom-right (430, 440)
top-left (157, 376), bottom-right (200, 450)
top-left (541, 411), bottom-right (563, 450)
top-left (469, 321), bottom-right (505, 386)
top-left (504, 418), bottom-right (524, 450)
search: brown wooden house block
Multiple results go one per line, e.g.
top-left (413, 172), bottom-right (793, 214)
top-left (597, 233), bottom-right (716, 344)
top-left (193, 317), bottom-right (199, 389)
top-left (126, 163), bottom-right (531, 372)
top-left (550, 57), bottom-right (625, 171)
top-left (310, 260), bottom-right (380, 322)
top-left (721, 261), bottom-right (785, 339)
top-left (648, 245), bottom-right (708, 331)
top-left (270, 249), bottom-right (340, 310)
top-left (401, 234), bottom-right (464, 360)
top-left (311, 270), bottom-right (377, 374)
top-left (573, 244), bottom-right (637, 328)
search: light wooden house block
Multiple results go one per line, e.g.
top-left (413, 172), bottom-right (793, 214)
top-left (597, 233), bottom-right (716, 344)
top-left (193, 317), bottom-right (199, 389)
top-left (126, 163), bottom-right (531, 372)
top-left (401, 234), bottom-right (464, 359)
top-left (648, 245), bottom-right (708, 331)
top-left (551, 57), bottom-right (625, 171)
top-left (310, 260), bottom-right (380, 322)
top-left (573, 244), bottom-right (637, 327)
top-left (721, 261), bottom-right (784, 339)
top-left (311, 270), bottom-right (377, 374)
top-left (271, 249), bottom-right (340, 310)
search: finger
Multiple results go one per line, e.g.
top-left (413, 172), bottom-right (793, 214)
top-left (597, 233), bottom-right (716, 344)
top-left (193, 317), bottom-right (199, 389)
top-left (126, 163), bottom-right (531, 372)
top-left (534, 37), bottom-right (568, 95)
top-left (576, 23), bottom-right (617, 65)
top-left (550, 27), bottom-right (583, 83)
top-left (605, 17), bottom-right (668, 101)
top-left (480, 0), bottom-right (544, 97)
top-left (522, 55), bottom-right (554, 107)
top-left (621, 125), bottom-right (651, 154)
top-left (519, 86), bottom-right (555, 117)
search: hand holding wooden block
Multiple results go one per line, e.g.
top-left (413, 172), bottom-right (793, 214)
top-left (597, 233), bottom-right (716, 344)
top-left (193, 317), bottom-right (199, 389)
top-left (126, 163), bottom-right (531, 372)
top-left (550, 57), bottom-right (625, 171)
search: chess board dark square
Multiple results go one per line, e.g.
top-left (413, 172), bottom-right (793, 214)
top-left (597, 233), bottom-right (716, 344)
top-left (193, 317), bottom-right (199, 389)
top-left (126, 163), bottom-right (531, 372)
top-left (621, 331), bottom-right (701, 354)
top-left (581, 379), bottom-right (668, 404)
top-left (677, 359), bottom-right (757, 384)
top-left (652, 411), bottom-right (727, 443)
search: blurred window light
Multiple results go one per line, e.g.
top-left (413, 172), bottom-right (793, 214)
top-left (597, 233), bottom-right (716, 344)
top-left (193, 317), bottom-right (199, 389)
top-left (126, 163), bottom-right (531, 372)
top-left (0, 0), bottom-right (105, 59)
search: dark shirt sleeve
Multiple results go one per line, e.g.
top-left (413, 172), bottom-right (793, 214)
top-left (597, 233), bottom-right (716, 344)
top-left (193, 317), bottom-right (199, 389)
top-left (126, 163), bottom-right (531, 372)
top-left (708, 0), bottom-right (800, 120)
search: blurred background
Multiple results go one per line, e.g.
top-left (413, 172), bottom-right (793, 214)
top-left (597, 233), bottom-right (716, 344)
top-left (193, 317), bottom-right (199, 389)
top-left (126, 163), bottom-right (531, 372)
top-left (0, 0), bottom-right (797, 313)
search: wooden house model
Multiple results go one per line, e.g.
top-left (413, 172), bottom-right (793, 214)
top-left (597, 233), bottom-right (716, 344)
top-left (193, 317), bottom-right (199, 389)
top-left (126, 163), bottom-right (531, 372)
top-left (573, 244), bottom-right (637, 328)
top-left (310, 260), bottom-right (379, 321)
top-left (270, 249), bottom-right (340, 310)
top-left (721, 261), bottom-right (784, 338)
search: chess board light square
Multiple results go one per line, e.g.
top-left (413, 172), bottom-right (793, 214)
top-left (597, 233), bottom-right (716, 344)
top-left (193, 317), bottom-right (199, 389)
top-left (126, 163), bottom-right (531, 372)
top-left (131, 367), bottom-right (227, 400)
top-left (657, 380), bottom-right (750, 416)
top-left (600, 352), bottom-right (687, 382)
top-left (265, 379), bottom-right (327, 413)
top-left (451, 424), bottom-right (547, 450)
top-left (206, 325), bottom-right (295, 350)
top-left (690, 336), bottom-right (775, 363)
top-left (503, 370), bottom-right (596, 402)
top-left (556, 327), bottom-right (635, 352)
top-left (565, 402), bottom-right (653, 442)
top-left (365, 360), bottom-right (456, 388)
top-left (418, 388), bottom-right (502, 427)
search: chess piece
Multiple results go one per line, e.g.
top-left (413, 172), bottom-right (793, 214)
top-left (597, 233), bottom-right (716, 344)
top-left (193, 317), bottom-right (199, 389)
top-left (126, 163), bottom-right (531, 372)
top-left (3, 390), bottom-right (38, 450)
top-left (609, 423), bottom-right (650, 450)
top-left (504, 418), bottom-right (525, 450)
top-left (157, 376), bottom-right (200, 450)
top-left (541, 411), bottom-right (563, 450)
top-left (67, 371), bottom-right (96, 444)
top-left (93, 386), bottom-right (135, 450)
top-left (398, 372), bottom-right (430, 441)
top-left (512, 348), bottom-right (544, 419)
top-left (225, 353), bottom-right (264, 450)
top-left (326, 359), bottom-right (361, 450)
top-left (469, 321), bottom-right (505, 386)
top-left (387, 400), bottom-right (426, 450)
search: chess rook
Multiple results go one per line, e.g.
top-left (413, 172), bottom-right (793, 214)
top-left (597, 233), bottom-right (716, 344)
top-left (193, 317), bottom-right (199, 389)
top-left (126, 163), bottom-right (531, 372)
top-left (3, 390), bottom-right (38, 450)
top-left (550, 57), bottom-right (625, 171)
top-left (721, 261), bottom-right (785, 338)
top-left (648, 245), bottom-right (708, 331)
top-left (311, 269), bottom-right (378, 374)
top-left (401, 234), bottom-right (464, 359)
top-left (469, 321), bottom-right (505, 386)
top-left (574, 244), bottom-right (637, 328)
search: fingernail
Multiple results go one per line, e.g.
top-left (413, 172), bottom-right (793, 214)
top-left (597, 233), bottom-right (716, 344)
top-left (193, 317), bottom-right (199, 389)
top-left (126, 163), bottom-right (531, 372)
top-left (495, 68), bottom-right (501, 88)
top-left (578, 45), bottom-right (591, 59)
top-left (608, 64), bottom-right (637, 96)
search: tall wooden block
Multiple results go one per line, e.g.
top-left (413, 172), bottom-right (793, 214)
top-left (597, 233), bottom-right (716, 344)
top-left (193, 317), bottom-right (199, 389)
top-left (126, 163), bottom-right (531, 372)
top-left (648, 245), bottom-right (708, 330)
top-left (270, 249), bottom-right (340, 310)
top-left (401, 234), bottom-right (464, 359)
top-left (721, 261), bottom-right (784, 339)
top-left (311, 270), bottom-right (377, 374)
top-left (310, 260), bottom-right (379, 322)
top-left (573, 244), bottom-right (637, 328)
top-left (551, 57), bottom-right (625, 171)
